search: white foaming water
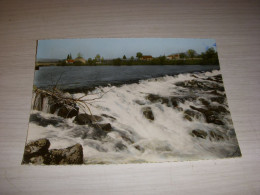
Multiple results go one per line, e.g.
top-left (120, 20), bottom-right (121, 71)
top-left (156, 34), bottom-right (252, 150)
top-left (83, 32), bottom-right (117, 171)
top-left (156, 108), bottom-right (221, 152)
top-left (27, 70), bottom-right (240, 164)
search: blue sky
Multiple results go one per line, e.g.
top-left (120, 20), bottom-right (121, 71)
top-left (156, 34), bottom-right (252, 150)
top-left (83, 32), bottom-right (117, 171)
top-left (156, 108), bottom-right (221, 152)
top-left (36, 38), bottom-right (217, 60)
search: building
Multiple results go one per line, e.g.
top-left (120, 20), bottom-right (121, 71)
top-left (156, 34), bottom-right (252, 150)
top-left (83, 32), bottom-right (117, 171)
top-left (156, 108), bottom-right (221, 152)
top-left (66, 59), bottom-right (75, 64)
top-left (74, 57), bottom-right (86, 64)
top-left (140, 55), bottom-right (153, 61)
top-left (167, 54), bottom-right (180, 60)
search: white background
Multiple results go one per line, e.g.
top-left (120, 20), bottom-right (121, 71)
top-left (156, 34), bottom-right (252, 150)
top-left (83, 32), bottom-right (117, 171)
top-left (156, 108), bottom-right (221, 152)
top-left (0, 0), bottom-right (259, 194)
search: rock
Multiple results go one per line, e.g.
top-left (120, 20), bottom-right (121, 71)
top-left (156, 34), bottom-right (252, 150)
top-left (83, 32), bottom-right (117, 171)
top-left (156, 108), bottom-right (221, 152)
top-left (73, 113), bottom-right (102, 125)
top-left (22, 138), bottom-right (84, 165)
top-left (190, 106), bottom-right (225, 125)
top-left (190, 129), bottom-right (208, 139)
top-left (142, 107), bottom-right (154, 121)
top-left (48, 144), bottom-right (83, 165)
top-left (211, 96), bottom-right (225, 104)
top-left (93, 123), bottom-right (112, 132)
top-left (22, 138), bottom-right (50, 164)
top-left (146, 94), bottom-right (169, 106)
top-left (29, 113), bottom-right (64, 127)
top-left (101, 114), bottom-right (116, 120)
top-left (57, 105), bottom-right (79, 118)
top-left (134, 100), bottom-right (146, 105)
top-left (146, 94), bottom-right (161, 103)
top-left (115, 142), bottom-right (127, 151)
top-left (184, 115), bottom-right (193, 121)
top-left (170, 97), bottom-right (185, 107)
top-left (199, 98), bottom-right (210, 106)
top-left (209, 131), bottom-right (224, 141)
top-left (184, 109), bottom-right (201, 120)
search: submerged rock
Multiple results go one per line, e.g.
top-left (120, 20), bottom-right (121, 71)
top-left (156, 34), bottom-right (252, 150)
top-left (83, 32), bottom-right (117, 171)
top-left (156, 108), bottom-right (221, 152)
top-left (29, 113), bottom-right (64, 127)
top-left (93, 123), bottom-right (112, 132)
top-left (184, 109), bottom-right (201, 120)
top-left (190, 106), bottom-right (225, 125)
top-left (73, 113), bottom-right (102, 125)
top-left (190, 129), bottom-right (208, 139)
top-left (22, 138), bottom-right (83, 165)
top-left (57, 105), bottom-right (79, 118)
top-left (146, 94), bottom-right (169, 105)
top-left (142, 107), bottom-right (154, 121)
top-left (209, 131), bottom-right (225, 141)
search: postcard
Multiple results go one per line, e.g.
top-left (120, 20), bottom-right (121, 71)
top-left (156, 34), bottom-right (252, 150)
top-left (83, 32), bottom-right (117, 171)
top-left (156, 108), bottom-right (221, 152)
top-left (22, 38), bottom-right (241, 165)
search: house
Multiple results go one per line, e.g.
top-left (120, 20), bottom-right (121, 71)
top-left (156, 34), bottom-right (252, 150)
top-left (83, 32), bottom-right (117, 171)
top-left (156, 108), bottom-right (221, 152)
top-left (140, 55), bottom-right (153, 61)
top-left (74, 57), bottom-right (86, 64)
top-left (167, 54), bottom-right (180, 60)
top-left (66, 59), bottom-right (75, 64)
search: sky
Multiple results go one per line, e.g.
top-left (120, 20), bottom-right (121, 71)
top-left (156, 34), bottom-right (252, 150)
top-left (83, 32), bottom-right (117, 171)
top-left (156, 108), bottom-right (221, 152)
top-left (36, 38), bottom-right (217, 60)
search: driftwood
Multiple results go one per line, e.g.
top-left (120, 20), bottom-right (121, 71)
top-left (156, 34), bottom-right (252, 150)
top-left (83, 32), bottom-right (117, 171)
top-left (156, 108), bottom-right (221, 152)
top-left (33, 85), bottom-right (110, 123)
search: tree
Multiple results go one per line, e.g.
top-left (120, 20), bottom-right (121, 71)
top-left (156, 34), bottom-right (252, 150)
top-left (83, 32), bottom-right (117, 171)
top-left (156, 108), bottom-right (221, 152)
top-left (136, 52), bottom-right (143, 59)
top-left (123, 55), bottom-right (126, 60)
top-left (187, 49), bottom-right (197, 58)
top-left (95, 54), bottom-right (101, 61)
top-left (179, 52), bottom-right (187, 59)
top-left (130, 56), bottom-right (134, 60)
top-left (88, 58), bottom-right (93, 65)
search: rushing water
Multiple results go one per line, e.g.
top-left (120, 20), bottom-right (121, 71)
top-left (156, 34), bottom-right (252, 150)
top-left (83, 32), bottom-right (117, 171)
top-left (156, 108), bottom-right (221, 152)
top-left (27, 66), bottom-right (241, 164)
top-left (34, 65), bottom-right (219, 90)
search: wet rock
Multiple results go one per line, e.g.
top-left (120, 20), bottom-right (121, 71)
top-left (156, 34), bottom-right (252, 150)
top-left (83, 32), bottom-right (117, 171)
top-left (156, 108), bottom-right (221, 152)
top-left (190, 129), bottom-right (208, 139)
top-left (134, 145), bottom-right (145, 152)
top-left (115, 142), bottom-right (127, 151)
top-left (134, 100), bottom-right (146, 105)
top-left (211, 96), bottom-right (225, 104)
top-left (212, 74), bottom-right (223, 83)
top-left (48, 144), bottom-right (83, 165)
top-left (93, 123), bottom-right (112, 132)
top-left (184, 115), bottom-right (193, 121)
top-left (184, 109), bottom-right (201, 120)
top-left (101, 114), bottom-right (116, 120)
top-left (170, 97), bottom-right (185, 107)
top-left (57, 105), bottom-right (79, 118)
top-left (190, 106), bottom-right (225, 125)
top-left (22, 138), bottom-right (84, 165)
top-left (146, 94), bottom-right (169, 105)
top-left (210, 105), bottom-right (229, 114)
top-left (22, 138), bottom-right (50, 164)
top-left (146, 94), bottom-right (161, 103)
top-left (29, 113), bottom-right (64, 127)
top-left (142, 107), bottom-right (154, 121)
top-left (209, 131), bottom-right (224, 141)
top-left (73, 113), bottom-right (102, 125)
top-left (199, 98), bottom-right (210, 106)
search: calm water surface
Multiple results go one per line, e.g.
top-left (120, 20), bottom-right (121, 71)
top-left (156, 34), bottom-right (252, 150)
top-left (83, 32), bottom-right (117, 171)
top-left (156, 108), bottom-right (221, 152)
top-left (34, 65), bottom-right (219, 90)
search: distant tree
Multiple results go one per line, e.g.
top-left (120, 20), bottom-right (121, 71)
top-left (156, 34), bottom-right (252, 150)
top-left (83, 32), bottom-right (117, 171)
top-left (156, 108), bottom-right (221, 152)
top-left (179, 52), bottom-right (187, 59)
top-left (187, 49), bottom-right (197, 58)
top-left (95, 54), bottom-right (101, 61)
top-left (67, 53), bottom-right (72, 60)
top-left (123, 55), bottom-right (127, 60)
top-left (88, 58), bottom-right (93, 65)
top-left (69, 53), bottom-right (72, 59)
top-left (201, 47), bottom-right (219, 65)
top-left (113, 58), bottom-right (122, 65)
top-left (136, 52), bottom-right (143, 59)
top-left (130, 56), bottom-right (134, 60)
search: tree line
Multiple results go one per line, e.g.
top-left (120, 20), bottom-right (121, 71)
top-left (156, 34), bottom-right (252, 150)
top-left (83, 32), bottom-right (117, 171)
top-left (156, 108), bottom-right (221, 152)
top-left (57, 48), bottom-right (219, 66)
